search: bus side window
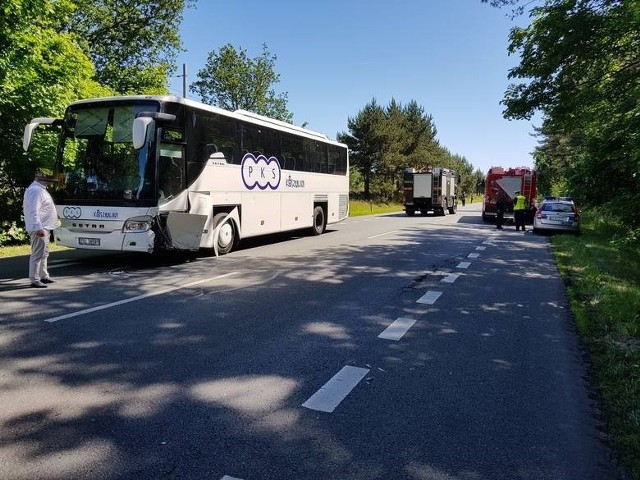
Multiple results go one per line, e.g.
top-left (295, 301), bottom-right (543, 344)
top-left (158, 145), bottom-right (185, 203)
top-left (187, 161), bottom-right (202, 184)
top-left (283, 156), bottom-right (295, 170)
top-left (205, 143), bottom-right (218, 157)
top-left (330, 145), bottom-right (348, 175)
top-left (220, 146), bottom-right (235, 163)
top-left (304, 138), bottom-right (327, 173)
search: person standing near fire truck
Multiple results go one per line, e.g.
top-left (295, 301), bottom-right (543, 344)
top-left (513, 190), bottom-right (527, 231)
top-left (495, 192), bottom-right (506, 229)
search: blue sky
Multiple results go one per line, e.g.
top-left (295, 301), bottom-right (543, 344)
top-left (170, 0), bottom-right (537, 174)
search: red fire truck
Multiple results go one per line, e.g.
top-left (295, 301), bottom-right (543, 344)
top-left (481, 166), bottom-right (537, 223)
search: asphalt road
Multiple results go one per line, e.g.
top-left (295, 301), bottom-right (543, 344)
top-left (0, 203), bottom-right (625, 480)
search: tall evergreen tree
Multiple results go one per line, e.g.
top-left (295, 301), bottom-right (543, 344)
top-left (401, 100), bottom-right (439, 168)
top-left (338, 99), bottom-right (386, 199)
top-left (339, 98), bottom-right (473, 201)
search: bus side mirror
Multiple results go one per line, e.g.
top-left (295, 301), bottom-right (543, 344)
top-left (133, 117), bottom-right (154, 150)
top-left (23, 117), bottom-right (60, 151)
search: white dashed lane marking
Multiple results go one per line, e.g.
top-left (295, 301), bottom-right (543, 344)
top-left (416, 290), bottom-right (442, 305)
top-left (378, 317), bottom-right (417, 341)
top-left (467, 253), bottom-right (479, 259)
top-left (441, 273), bottom-right (460, 284)
top-left (302, 366), bottom-right (370, 413)
top-left (456, 261), bottom-right (471, 269)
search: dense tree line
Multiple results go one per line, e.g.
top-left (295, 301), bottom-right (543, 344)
top-left (486, 0), bottom-right (639, 239)
top-left (337, 98), bottom-right (482, 201)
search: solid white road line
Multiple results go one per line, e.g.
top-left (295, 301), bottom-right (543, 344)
top-left (367, 230), bottom-right (399, 239)
top-left (44, 272), bottom-right (239, 323)
top-left (467, 253), bottom-right (479, 259)
top-left (378, 317), bottom-right (417, 341)
top-left (456, 261), bottom-right (471, 269)
top-left (441, 273), bottom-right (460, 284)
top-left (417, 290), bottom-right (442, 305)
top-left (302, 366), bottom-right (370, 413)
top-left (48, 262), bottom-right (81, 269)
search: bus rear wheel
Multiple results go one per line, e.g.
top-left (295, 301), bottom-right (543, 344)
top-left (311, 205), bottom-right (326, 236)
top-left (213, 213), bottom-right (235, 255)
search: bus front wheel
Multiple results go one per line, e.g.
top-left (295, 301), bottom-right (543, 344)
top-left (213, 213), bottom-right (235, 255)
top-left (311, 206), bottom-right (326, 236)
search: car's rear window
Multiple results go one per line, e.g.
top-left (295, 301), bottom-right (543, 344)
top-left (541, 203), bottom-right (573, 212)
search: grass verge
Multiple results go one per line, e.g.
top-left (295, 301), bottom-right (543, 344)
top-left (551, 211), bottom-right (640, 478)
top-left (0, 243), bottom-right (69, 258)
top-left (350, 200), bottom-right (403, 216)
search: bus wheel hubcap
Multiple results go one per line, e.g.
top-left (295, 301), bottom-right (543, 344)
top-left (218, 223), bottom-right (233, 247)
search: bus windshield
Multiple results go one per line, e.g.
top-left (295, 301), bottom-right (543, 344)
top-left (56, 103), bottom-right (159, 204)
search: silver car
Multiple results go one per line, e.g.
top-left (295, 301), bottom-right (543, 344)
top-left (533, 199), bottom-right (580, 234)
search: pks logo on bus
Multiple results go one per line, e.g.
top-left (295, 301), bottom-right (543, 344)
top-left (241, 153), bottom-right (281, 190)
top-left (63, 206), bottom-right (82, 219)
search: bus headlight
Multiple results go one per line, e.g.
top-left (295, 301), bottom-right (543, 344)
top-left (123, 216), bottom-right (152, 232)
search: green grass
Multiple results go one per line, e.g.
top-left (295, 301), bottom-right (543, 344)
top-left (349, 200), bottom-right (403, 216)
top-left (0, 243), bottom-right (69, 258)
top-left (552, 211), bottom-right (640, 478)
top-left (349, 197), bottom-right (478, 216)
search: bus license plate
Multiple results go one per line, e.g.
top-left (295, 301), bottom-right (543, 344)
top-left (79, 237), bottom-right (100, 246)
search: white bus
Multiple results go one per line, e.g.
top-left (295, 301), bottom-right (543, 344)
top-left (23, 95), bottom-right (349, 255)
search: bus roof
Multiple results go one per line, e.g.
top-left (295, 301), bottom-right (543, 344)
top-left (69, 95), bottom-right (346, 147)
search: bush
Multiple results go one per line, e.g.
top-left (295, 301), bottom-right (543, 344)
top-left (0, 221), bottom-right (29, 247)
top-left (587, 203), bottom-right (640, 250)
